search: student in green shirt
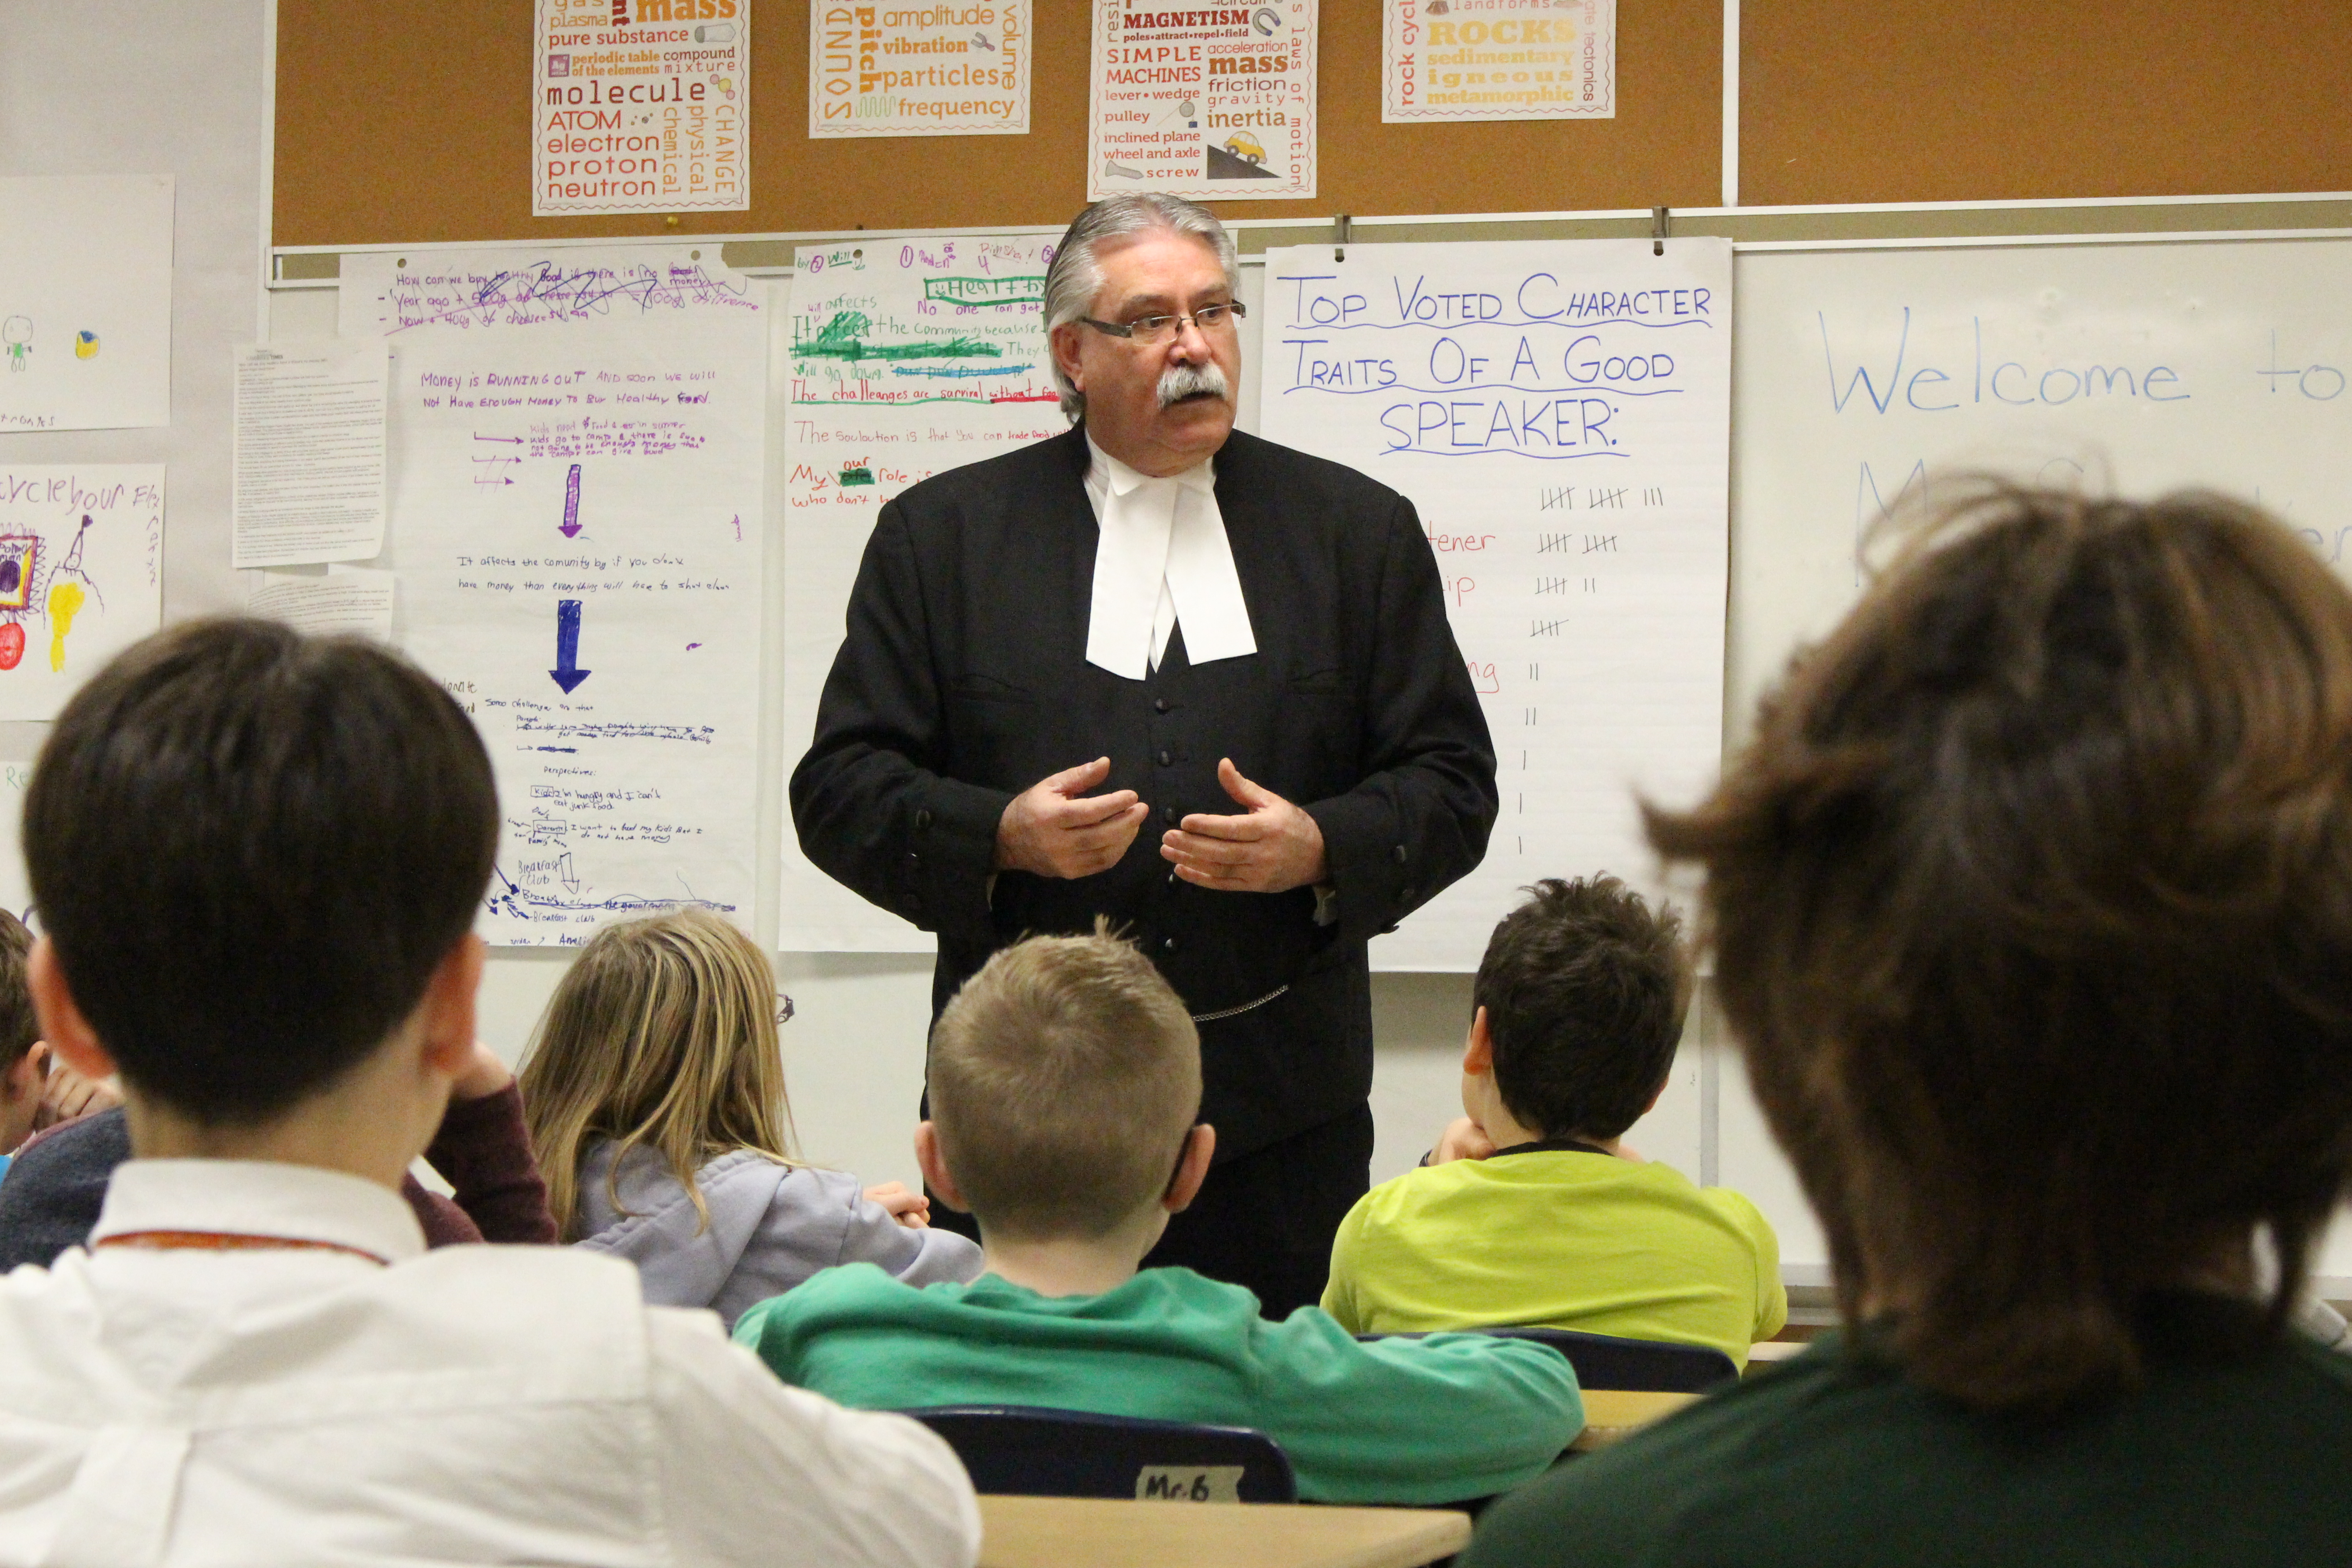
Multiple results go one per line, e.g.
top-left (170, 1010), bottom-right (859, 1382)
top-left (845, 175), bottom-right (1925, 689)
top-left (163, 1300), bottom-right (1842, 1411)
top-left (1467, 486), bottom-right (2352, 1566)
top-left (735, 924), bottom-right (1582, 1506)
top-left (1322, 876), bottom-right (1784, 1365)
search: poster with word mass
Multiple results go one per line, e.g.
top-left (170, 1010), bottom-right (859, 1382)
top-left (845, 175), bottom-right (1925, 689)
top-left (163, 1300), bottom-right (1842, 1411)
top-left (1088, 0), bottom-right (1315, 201)
top-left (340, 248), bottom-right (766, 946)
top-left (0, 177), bottom-right (173, 434)
top-left (809, 1), bottom-right (1030, 137)
top-left (535, 0), bottom-right (748, 216)
top-left (0, 466), bottom-right (164, 721)
top-left (780, 233), bottom-right (1065, 951)
top-left (1259, 239), bottom-right (1731, 969)
top-left (1383, 0), bottom-right (1614, 122)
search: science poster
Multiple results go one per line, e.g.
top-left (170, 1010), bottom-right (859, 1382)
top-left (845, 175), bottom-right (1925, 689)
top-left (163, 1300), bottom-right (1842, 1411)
top-left (534, 0), bottom-right (749, 215)
top-left (809, 0), bottom-right (1030, 137)
top-left (1087, 0), bottom-right (1315, 201)
top-left (1383, 0), bottom-right (1614, 123)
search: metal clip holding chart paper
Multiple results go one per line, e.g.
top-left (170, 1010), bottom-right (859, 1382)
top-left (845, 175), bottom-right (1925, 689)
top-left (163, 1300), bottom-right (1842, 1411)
top-left (1653, 206), bottom-right (1670, 256)
top-left (1334, 214), bottom-right (1352, 263)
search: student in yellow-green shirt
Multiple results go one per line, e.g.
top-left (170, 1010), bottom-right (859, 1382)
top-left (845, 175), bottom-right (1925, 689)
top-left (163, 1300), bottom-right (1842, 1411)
top-left (1322, 877), bottom-right (1784, 1366)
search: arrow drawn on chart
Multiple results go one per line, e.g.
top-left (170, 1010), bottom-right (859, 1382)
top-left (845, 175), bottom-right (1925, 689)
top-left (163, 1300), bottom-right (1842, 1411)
top-left (473, 433), bottom-right (524, 444)
top-left (560, 463), bottom-right (583, 537)
top-left (550, 598), bottom-right (592, 694)
top-left (558, 852), bottom-right (580, 894)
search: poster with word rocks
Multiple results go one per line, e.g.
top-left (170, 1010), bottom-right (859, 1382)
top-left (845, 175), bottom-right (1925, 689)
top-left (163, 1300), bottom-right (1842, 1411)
top-left (809, 1), bottom-right (1030, 137)
top-left (1259, 239), bottom-right (1731, 969)
top-left (341, 248), bottom-right (766, 946)
top-left (1384, 0), bottom-right (1614, 122)
top-left (1088, 0), bottom-right (1315, 201)
top-left (535, 0), bottom-right (748, 215)
top-left (781, 233), bottom-right (1065, 951)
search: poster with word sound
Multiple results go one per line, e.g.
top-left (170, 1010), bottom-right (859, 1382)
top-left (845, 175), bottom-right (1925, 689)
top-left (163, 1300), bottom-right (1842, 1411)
top-left (1259, 238), bottom-right (1731, 969)
top-left (1088, 0), bottom-right (1315, 201)
top-left (1383, 0), bottom-right (1614, 122)
top-left (534, 0), bottom-right (748, 215)
top-left (341, 248), bottom-right (766, 946)
top-left (780, 233), bottom-right (1065, 951)
top-left (809, 0), bottom-right (1030, 137)
top-left (0, 466), bottom-right (164, 721)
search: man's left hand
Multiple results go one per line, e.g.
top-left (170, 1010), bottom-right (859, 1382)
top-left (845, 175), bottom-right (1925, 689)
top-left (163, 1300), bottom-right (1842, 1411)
top-left (1161, 758), bottom-right (1327, 894)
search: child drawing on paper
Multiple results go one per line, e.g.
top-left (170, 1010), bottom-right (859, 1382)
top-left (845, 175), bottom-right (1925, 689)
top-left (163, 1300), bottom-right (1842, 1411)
top-left (2, 318), bottom-right (29, 372)
top-left (44, 515), bottom-right (96, 673)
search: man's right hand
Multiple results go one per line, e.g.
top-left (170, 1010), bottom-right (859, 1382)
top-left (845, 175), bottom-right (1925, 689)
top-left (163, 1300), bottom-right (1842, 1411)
top-left (994, 757), bottom-right (1150, 879)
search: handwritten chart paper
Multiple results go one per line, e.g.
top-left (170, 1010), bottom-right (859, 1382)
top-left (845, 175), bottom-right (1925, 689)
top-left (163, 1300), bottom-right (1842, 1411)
top-left (0, 176), bottom-right (173, 433)
top-left (1259, 239), bottom-right (1731, 969)
top-left (534, 0), bottom-right (748, 216)
top-left (0, 761), bottom-right (29, 923)
top-left (780, 234), bottom-right (1065, 951)
top-left (340, 249), bottom-right (765, 946)
top-left (232, 338), bottom-right (388, 568)
top-left (1088, 0), bottom-right (1315, 201)
top-left (1384, 0), bottom-right (1614, 122)
top-left (809, 0), bottom-right (1029, 137)
top-left (0, 466), bottom-right (164, 721)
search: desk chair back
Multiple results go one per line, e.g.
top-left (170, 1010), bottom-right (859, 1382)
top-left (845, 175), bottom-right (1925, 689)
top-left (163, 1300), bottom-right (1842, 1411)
top-left (900, 1405), bottom-right (1299, 1503)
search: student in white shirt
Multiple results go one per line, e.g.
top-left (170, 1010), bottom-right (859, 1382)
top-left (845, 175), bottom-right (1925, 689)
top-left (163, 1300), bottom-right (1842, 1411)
top-left (0, 617), bottom-right (980, 1568)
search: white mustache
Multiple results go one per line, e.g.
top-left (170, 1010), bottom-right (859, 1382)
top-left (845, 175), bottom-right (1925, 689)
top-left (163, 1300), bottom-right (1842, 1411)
top-left (1157, 362), bottom-right (1230, 409)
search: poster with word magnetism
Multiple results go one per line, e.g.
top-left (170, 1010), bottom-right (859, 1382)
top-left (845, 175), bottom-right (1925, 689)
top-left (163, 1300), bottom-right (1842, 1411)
top-left (1384, 0), bottom-right (1614, 122)
top-left (810, 1), bottom-right (1030, 137)
top-left (341, 248), bottom-right (766, 946)
top-left (1088, 0), bottom-right (1315, 201)
top-left (535, 0), bottom-right (748, 215)
top-left (1259, 239), bottom-right (1732, 970)
top-left (780, 233), bottom-right (1066, 951)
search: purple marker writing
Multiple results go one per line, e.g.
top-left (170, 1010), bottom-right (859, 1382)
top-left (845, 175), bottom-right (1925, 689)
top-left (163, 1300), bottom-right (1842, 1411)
top-left (560, 464), bottom-right (583, 538)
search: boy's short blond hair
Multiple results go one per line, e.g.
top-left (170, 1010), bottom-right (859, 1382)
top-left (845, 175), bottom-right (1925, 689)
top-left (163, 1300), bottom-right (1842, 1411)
top-left (929, 925), bottom-right (1200, 1241)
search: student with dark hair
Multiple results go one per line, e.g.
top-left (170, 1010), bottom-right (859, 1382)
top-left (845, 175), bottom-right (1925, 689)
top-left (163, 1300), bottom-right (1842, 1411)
top-left (0, 618), bottom-right (977, 1568)
top-left (1468, 486), bottom-right (2352, 1567)
top-left (1322, 876), bottom-right (1784, 1366)
top-left (0, 908), bottom-right (119, 1176)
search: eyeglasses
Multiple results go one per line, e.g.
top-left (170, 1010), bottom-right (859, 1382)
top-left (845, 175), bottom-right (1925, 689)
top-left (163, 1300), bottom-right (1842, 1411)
top-left (1079, 301), bottom-right (1247, 347)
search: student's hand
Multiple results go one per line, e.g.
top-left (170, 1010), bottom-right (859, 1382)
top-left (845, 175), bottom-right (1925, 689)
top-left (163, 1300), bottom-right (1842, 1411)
top-left (31, 1046), bottom-right (120, 1130)
top-left (1428, 1116), bottom-right (1498, 1165)
top-left (995, 757), bottom-right (1150, 879)
top-left (1161, 758), bottom-right (1328, 894)
top-left (451, 1041), bottom-right (514, 1101)
top-left (864, 1181), bottom-right (932, 1229)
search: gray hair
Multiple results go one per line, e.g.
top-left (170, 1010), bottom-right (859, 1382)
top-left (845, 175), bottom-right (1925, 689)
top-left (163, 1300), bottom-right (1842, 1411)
top-left (1042, 195), bottom-right (1240, 421)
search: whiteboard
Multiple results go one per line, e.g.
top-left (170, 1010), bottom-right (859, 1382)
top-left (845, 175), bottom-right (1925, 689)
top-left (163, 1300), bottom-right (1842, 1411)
top-left (1723, 235), bottom-right (2352, 1280)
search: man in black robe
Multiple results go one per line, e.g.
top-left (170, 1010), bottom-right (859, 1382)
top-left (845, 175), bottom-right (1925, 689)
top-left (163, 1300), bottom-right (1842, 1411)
top-left (793, 194), bottom-right (1496, 1315)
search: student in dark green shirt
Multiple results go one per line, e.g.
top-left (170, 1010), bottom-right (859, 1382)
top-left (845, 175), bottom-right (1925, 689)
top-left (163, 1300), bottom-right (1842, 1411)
top-left (738, 925), bottom-right (1581, 1505)
top-left (1469, 486), bottom-right (2352, 1566)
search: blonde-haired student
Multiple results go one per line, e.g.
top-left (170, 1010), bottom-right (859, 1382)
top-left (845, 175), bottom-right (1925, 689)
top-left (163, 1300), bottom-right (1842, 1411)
top-left (736, 924), bottom-right (1582, 1507)
top-left (522, 909), bottom-right (980, 1329)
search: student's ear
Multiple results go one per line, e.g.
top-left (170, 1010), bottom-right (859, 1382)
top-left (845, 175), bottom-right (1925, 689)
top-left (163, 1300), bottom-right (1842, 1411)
top-left (1163, 1122), bottom-right (1217, 1215)
top-left (416, 935), bottom-right (486, 1081)
top-left (914, 1121), bottom-right (969, 1213)
top-left (0, 1042), bottom-right (43, 1107)
top-left (25, 939), bottom-right (115, 1084)
top-left (1461, 1005), bottom-right (1494, 1077)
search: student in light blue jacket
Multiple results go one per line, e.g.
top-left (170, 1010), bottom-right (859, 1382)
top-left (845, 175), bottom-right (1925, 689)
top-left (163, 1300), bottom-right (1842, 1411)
top-left (521, 909), bottom-right (980, 1330)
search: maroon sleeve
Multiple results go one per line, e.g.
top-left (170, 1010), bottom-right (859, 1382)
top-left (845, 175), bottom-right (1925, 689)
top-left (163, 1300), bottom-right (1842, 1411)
top-left (400, 1176), bottom-right (483, 1248)
top-left (421, 1081), bottom-right (559, 1245)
